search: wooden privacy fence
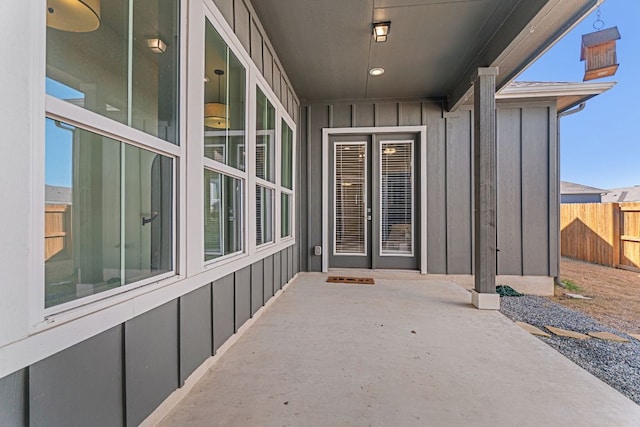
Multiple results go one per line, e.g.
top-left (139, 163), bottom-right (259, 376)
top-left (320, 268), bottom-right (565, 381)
top-left (560, 202), bottom-right (640, 271)
top-left (45, 204), bottom-right (71, 261)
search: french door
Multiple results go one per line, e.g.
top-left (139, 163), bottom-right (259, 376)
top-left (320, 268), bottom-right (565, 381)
top-left (329, 134), bottom-right (419, 270)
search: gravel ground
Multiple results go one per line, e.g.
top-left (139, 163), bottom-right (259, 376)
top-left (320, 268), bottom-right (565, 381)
top-left (500, 295), bottom-right (640, 405)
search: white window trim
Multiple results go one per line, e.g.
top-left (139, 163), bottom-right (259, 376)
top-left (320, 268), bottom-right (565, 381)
top-left (38, 0), bottom-right (186, 323)
top-left (280, 112), bottom-right (296, 241)
top-left (24, 0), bottom-right (297, 344)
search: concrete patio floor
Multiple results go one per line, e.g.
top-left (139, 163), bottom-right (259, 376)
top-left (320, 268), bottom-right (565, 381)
top-left (159, 271), bottom-right (640, 426)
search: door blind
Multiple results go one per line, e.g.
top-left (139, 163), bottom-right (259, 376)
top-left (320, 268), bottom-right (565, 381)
top-left (334, 143), bottom-right (366, 255)
top-left (380, 142), bottom-right (413, 255)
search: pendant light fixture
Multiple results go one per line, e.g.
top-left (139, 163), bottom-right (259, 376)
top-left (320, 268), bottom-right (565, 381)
top-left (204, 69), bottom-right (229, 129)
top-left (47, 0), bottom-right (101, 33)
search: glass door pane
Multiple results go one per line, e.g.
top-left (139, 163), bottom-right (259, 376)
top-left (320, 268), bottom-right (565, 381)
top-left (334, 143), bottom-right (367, 255)
top-left (380, 141), bottom-right (413, 256)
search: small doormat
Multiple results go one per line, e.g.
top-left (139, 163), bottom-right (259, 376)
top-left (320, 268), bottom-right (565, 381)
top-left (327, 276), bottom-right (375, 285)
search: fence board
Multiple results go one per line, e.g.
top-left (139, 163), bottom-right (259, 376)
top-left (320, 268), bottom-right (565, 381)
top-left (560, 202), bottom-right (640, 270)
top-left (45, 204), bottom-right (71, 261)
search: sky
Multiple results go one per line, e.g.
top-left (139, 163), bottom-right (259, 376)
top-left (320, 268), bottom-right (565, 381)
top-left (45, 79), bottom-right (82, 188)
top-left (517, 0), bottom-right (640, 190)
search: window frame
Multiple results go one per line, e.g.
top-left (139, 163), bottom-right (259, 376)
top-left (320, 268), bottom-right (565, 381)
top-left (36, 0), bottom-right (187, 324)
top-left (31, 0), bottom-right (297, 331)
top-left (279, 113), bottom-right (296, 242)
top-left (201, 12), bottom-right (251, 268)
top-left (254, 82), bottom-right (279, 250)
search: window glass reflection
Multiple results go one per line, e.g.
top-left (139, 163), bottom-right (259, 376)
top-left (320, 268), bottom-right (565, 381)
top-left (204, 20), bottom-right (246, 171)
top-left (46, 0), bottom-right (180, 144)
top-left (45, 118), bottom-right (173, 308)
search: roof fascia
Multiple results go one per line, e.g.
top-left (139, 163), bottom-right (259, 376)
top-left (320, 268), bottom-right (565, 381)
top-left (448, 0), bottom-right (601, 112)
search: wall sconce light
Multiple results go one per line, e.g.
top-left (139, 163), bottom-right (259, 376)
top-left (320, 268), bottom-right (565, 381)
top-left (204, 69), bottom-right (229, 129)
top-left (46, 0), bottom-right (101, 32)
top-left (372, 22), bottom-right (391, 42)
top-left (147, 37), bottom-right (167, 54)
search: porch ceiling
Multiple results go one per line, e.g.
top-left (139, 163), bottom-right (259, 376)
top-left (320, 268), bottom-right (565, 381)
top-left (252, 0), bottom-right (599, 109)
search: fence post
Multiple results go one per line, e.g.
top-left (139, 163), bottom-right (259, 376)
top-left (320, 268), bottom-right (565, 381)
top-left (612, 203), bottom-right (621, 268)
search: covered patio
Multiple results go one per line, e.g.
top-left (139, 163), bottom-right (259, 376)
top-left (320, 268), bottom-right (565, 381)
top-left (156, 272), bottom-right (640, 426)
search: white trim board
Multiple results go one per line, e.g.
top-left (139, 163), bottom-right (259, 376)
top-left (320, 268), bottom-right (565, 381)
top-left (322, 126), bottom-right (427, 274)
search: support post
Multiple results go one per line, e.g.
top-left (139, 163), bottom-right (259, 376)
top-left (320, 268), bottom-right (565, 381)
top-left (472, 67), bottom-right (500, 310)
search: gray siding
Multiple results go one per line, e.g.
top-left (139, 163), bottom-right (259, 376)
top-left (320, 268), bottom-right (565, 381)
top-left (264, 254), bottom-right (275, 303)
top-left (125, 301), bottom-right (179, 427)
top-left (521, 107), bottom-right (551, 276)
top-left (0, 369), bottom-right (27, 427)
top-left (180, 285), bottom-right (213, 383)
top-left (445, 109), bottom-right (473, 274)
top-left (301, 99), bottom-right (557, 277)
top-left (273, 252), bottom-right (282, 291)
top-left (213, 273), bottom-right (235, 352)
top-left (235, 266), bottom-right (252, 331)
top-left (497, 108), bottom-right (523, 275)
top-left (425, 102), bottom-right (448, 273)
top-left (2, 248), bottom-right (298, 426)
top-left (251, 260), bottom-right (264, 315)
top-left (31, 326), bottom-right (123, 427)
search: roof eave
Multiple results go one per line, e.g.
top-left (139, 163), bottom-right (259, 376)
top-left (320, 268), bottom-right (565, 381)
top-left (448, 0), bottom-right (601, 112)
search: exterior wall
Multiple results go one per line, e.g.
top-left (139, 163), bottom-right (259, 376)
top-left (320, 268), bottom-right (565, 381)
top-left (0, 0), bottom-right (300, 425)
top-left (561, 193), bottom-right (602, 203)
top-left (0, 251), bottom-right (295, 427)
top-left (301, 100), bottom-right (558, 278)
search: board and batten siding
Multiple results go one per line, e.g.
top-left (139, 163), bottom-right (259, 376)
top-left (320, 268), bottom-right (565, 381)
top-left (300, 100), bottom-right (558, 277)
top-left (0, 248), bottom-right (297, 427)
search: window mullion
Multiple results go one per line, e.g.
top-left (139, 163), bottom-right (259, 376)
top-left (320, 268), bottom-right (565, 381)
top-left (274, 111), bottom-right (282, 243)
top-left (247, 72), bottom-right (257, 256)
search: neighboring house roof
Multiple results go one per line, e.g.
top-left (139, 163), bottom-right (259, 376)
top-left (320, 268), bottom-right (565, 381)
top-left (45, 185), bottom-right (72, 204)
top-left (602, 186), bottom-right (640, 203)
top-left (560, 181), bottom-right (606, 195)
top-left (497, 81), bottom-right (616, 113)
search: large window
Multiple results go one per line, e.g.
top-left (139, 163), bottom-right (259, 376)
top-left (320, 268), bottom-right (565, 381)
top-left (203, 19), bottom-right (247, 262)
top-left (256, 186), bottom-right (274, 245)
top-left (44, 119), bottom-right (173, 308)
top-left (256, 88), bottom-right (276, 182)
top-left (46, 0), bottom-right (180, 144)
top-left (45, 0), bottom-right (178, 310)
top-left (281, 121), bottom-right (293, 190)
top-left (281, 120), bottom-right (294, 238)
top-left (204, 170), bottom-right (243, 261)
top-left (255, 87), bottom-right (276, 246)
top-left (204, 21), bottom-right (246, 171)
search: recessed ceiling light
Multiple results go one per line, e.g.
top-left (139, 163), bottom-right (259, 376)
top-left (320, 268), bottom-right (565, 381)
top-left (369, 67), bottom-right (385, 76)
